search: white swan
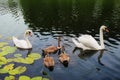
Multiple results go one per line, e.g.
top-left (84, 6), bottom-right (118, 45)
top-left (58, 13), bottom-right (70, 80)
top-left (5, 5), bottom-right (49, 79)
top-left (72, 25), bottom-right (109, 50)
top-left (12, 30), bottom-right (33, 49)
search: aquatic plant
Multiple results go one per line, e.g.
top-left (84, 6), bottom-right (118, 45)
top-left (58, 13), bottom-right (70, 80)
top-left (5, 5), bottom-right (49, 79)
top-left (0, 64), bottom-right (26, 75)
top-left (0, 56), bottom-right (7, 65)
top-left (0, 46), bottom-right (17, 56)
top-left (7, 53), bottom-right (41, 64)
top-left (4, 75), bottom-right (15, 80)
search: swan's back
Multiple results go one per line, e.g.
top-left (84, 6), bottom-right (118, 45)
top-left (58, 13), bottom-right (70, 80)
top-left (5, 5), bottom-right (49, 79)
top-left (72, 38), bottom-right (90, 50)
top-left (12, 36), bottom-right (30, 49)
top-left (78, 35), bottom-right (101, 50)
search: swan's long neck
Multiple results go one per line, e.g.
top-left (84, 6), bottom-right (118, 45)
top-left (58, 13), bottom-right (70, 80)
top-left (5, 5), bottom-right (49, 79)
top-left (58, 37), bottom-right (60, 47)
top-left (99, 28), bottom-right (104, 49)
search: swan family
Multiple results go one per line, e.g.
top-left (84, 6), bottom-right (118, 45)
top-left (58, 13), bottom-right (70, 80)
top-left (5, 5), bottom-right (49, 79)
top-left (12, 25), bottom-right (108, 70)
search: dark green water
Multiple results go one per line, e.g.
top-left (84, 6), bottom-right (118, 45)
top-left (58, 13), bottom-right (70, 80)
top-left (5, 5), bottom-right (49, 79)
top-left (0, 0), bottom-right (120, 80)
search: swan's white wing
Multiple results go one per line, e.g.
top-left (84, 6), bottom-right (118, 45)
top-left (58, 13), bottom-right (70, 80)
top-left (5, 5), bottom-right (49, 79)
top-left (78, 35), bottom-right (101, 50)
top-left (72, 38), bottom-right (90, 50)
top-left (12, 36), bottom-right (28, 49)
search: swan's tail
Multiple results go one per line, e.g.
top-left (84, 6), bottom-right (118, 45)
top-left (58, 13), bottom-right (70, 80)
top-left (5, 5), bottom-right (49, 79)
top-left (72, 38), bottom-right (81, 47)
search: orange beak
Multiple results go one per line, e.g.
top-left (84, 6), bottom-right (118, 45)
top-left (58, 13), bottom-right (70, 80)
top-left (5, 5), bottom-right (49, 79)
top-left (105, 28), bottom-right (109, 32)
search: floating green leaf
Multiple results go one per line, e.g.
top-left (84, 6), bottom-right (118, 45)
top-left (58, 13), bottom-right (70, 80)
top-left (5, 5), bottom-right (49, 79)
top-left (28, 53), bottom-right (41, 60)
top-left (7, 59), bottom-right (14, 63)
top-left (3, 64), bottom-right (14, 71)
top-left (9, 66), bottom-right (27, 75)
top-left (7, 57), bottom-right (34, 64)
top-left (13, 57), bottom-right (25, 63)
top-left (42, 78), bottom-right (49, 80)
top-left (0, 69), bottom-right (8, 74)
top-left (14, 54), bottom-right (22, 57)
top-left (2, 46), bottom-right (17, 53)
top-left (4, 75), bottom-right (15, 80)
top-left (31, 76), bottom-right (42, 80)
top-left (19, 76), bottom-right (31, 80)
top-left (23, 57), bottom-right (34, 64)
top-left (14, 66), bottom-right (27, 74)
top-left (9, 69), bottom-right (19, 75)
top-left (0, 56), bottom-right (7, 65)
top-left (0, 46), bottom-right (17, 56)
top-left (0, 42), bottom-right (8, 48)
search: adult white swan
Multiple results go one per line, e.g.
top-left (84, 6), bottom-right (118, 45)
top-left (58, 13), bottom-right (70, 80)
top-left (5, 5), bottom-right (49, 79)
top-left (12, 30), bottom-right (33, 49)
top-left (72, 25), bottom-right (109, 50)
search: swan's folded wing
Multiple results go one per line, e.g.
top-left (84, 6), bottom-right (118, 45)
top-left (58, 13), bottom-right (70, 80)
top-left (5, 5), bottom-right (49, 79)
top-left (72, 38), bottom-right (90, 50)
top-left (12, 36), bottom-right (28, 48)
top-left (78, 35), bottom-right (101, 50)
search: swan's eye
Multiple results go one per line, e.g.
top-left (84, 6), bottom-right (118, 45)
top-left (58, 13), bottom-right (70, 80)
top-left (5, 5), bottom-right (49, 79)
top-left (28, 31), bottom-right (32, 35)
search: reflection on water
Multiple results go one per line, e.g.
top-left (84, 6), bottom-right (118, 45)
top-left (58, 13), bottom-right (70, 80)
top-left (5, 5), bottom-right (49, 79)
top-left (0, 0), bottom-right (120, 80)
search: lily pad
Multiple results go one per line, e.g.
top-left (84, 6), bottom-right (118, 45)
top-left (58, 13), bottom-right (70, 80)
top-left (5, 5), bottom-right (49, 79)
top-left (0, 42), bottom-right (8, 48)
top-left (31, 76), bottom-right (42, 80)
top-left (7, 57), bottom-right (34, 64)
top-left (19, 76), bottom-right (31, 80)
top-left (28, 53), bottom-right (41, 60)
top-left (9, 66), bottom-right (27, 75)
top-left (7, 59), bottom-right (14, 63)
top-left (42, 78), bottom-right (49, 80)
top-left (0, 69), bottom-right (8, 74)
top-left (2, 46), bottom-right (17, 53)
top-left (23, 57), bottom-right (34, 64)
top-left (14, 54), bottom-right (22, 57)
top-left (13, 57), bottom-right (25, 63)
top-left (3, 64), bottom-right (14, 71)
top-left (4, 76), bottom-right (15, 80)
top-left (0, 46), bottom-right (17, 56)
top-left (9, 69), bottom-right (19, 75)
top-left (0, 56), bottom-right (7, 65)
top-left (14, 66), bottom-right (27, 74)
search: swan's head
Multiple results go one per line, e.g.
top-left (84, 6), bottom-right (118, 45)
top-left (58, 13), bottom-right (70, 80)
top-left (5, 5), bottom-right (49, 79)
top-left (25, 30), bottom-right (33, 37)
top-left (101, 25), bottom-right (109, 32)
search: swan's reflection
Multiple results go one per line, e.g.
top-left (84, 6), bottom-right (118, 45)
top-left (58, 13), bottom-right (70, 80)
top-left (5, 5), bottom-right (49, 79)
top-left (73, 47), bottom-right (104, 66)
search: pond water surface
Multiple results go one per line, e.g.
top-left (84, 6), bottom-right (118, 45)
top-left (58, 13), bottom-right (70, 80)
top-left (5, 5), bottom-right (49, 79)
top-left (0, 0), bottom-right (120, 80)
